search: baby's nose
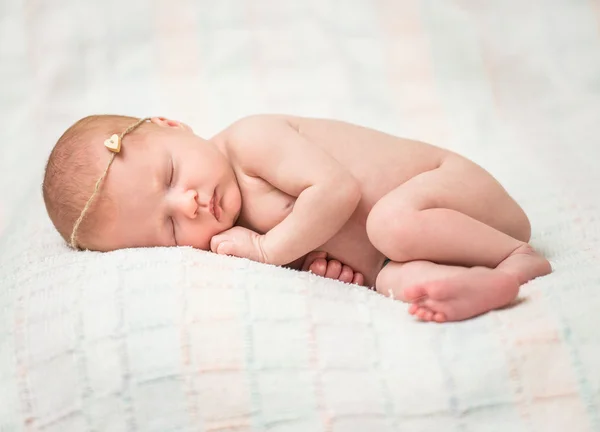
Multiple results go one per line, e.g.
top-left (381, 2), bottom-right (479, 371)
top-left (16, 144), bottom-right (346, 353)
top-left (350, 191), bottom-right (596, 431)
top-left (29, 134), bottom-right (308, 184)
top-left (175, 189), bottom-right (199, 219)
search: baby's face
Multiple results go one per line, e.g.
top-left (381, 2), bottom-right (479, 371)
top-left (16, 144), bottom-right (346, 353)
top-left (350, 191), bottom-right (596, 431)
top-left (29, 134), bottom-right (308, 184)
top-left (92, 122), bottom-right (241, 251)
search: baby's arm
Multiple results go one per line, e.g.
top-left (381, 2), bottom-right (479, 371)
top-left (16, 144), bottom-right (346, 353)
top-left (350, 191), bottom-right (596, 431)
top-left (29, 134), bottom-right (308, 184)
top-left (217, 117), bottom-right (361, 266)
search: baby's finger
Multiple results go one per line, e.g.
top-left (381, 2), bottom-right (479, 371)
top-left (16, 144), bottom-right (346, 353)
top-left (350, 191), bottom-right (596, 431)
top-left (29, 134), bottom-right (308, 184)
top-left (324, 260), bottom-right (342, 280)
top-left (209, 236), bottom-right (221, 253)
top-left (216, 241), bottom-right (233, 255)
top-left (338, 265), bottom-right (354, 283)
top-left (352, 272), bottom-right (365, 286)
top-left (210, 235), bottom-right (229, 254)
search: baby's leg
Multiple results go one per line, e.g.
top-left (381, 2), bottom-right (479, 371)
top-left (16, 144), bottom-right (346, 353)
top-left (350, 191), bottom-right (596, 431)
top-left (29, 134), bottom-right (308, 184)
top-left (367, 156), bottom-right (551, 321)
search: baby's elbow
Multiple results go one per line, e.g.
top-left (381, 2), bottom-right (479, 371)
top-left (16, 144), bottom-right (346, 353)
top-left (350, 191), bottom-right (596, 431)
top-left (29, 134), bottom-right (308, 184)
top-left (340, 174), bottom-right (362, 208)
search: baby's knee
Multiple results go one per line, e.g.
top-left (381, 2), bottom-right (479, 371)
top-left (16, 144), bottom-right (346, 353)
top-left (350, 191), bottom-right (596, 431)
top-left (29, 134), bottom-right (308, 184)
top-left (366, 206), bottom-right (419, 262)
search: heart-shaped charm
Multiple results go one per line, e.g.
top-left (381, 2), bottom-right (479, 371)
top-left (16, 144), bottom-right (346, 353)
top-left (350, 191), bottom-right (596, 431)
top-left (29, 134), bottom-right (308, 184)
top-left (104, 134), bottom-right (121, 153)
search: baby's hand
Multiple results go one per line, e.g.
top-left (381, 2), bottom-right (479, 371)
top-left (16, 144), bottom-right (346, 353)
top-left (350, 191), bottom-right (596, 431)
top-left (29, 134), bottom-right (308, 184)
top-left (210, 226), bottom-right (267, 263)
top-left (302, 251), bottom-right (365, 286)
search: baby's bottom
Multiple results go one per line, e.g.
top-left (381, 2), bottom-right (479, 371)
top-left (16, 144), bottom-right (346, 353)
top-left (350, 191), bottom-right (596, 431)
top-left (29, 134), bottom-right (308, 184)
top-left (366, 155), bottom-right (551, 322)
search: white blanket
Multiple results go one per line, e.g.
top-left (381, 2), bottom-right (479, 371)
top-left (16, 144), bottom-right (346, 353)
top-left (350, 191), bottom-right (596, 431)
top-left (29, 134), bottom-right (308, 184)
top-left (1, 1), bottom-right (600, 431)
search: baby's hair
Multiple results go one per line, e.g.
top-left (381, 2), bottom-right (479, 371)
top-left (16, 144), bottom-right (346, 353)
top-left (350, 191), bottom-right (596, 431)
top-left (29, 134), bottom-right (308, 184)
top-left (43, 115), bottom-right (149, 250)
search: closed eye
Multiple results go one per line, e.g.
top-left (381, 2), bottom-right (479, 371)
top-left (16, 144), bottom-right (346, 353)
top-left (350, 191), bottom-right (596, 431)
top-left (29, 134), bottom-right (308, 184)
top-left (169, 157), bottom-right (177, 245)
top-left (170, 217), bottom-right (177, 246)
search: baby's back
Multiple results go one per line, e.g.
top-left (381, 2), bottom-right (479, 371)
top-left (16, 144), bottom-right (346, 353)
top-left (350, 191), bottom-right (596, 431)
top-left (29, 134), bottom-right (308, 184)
top-left (290, 116), bottom-right (448, 208)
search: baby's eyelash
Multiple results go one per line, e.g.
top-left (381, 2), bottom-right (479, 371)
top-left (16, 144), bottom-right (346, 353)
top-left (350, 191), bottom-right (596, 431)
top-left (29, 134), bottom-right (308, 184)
top-left (170, 216), bottom-right (177, 245)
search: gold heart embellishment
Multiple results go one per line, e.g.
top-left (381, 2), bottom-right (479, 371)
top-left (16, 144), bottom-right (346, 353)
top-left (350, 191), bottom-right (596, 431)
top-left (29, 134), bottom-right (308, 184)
top-left (104, 134), bottom-right (121, 153)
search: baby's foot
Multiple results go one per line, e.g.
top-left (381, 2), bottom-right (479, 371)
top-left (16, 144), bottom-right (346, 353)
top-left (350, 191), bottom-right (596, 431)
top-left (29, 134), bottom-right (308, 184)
top-left (403, 267), bottom-right (520, 322)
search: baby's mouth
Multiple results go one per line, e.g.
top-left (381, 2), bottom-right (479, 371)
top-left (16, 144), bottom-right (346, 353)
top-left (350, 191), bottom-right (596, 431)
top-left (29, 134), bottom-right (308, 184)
top-left (208, 192), bottom-right (215, 218)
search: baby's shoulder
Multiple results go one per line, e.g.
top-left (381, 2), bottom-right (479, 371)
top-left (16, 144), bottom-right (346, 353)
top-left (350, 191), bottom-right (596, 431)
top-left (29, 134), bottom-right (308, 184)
top-left (226, 114), bottom-right (296, 138)
top-left (220, 114), bottom-right (300, 152)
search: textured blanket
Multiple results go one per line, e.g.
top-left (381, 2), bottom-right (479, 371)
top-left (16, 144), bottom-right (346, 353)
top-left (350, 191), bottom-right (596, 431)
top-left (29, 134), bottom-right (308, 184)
top-left (1, 0), bottom-right (600, 431)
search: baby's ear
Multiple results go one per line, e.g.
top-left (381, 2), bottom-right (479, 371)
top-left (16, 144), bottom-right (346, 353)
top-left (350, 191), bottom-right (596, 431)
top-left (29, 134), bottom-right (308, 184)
top-left (150, 117), bottom-right (193, 132)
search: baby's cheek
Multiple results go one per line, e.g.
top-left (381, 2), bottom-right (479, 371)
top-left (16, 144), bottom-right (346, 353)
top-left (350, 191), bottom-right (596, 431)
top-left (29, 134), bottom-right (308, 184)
top-left (194, 233), bottom-right (212, 251)
top-left (178, 226), bottom-right (211, 250)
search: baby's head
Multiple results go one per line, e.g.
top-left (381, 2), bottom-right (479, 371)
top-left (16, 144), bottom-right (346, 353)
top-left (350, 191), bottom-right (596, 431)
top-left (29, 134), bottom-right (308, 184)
top-left (43, 115), bottom-right (241, 252)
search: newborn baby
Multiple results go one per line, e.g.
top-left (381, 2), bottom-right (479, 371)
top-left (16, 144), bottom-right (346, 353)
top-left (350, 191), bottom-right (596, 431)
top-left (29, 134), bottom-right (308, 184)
top-left (43, 114), bottom-right (551, 322)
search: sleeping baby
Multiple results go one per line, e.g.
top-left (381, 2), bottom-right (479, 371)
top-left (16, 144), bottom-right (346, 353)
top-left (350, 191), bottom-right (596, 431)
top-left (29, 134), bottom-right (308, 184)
top-left (43, 114), bottom-right (551, 322)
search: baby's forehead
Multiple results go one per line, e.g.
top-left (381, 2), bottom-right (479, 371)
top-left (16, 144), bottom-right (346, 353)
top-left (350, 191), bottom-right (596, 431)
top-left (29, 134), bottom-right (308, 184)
top-left (83, 124), bottom-right (174, 180)
top-left (123, 132), bottom-right (168, 161)
top-left (109, 136), bottom-right (168, 183)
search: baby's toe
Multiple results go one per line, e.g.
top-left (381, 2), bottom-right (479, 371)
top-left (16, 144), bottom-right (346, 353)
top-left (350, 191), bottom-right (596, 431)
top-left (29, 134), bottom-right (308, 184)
top-left (433, 312), bottom-right (447, 323)
top-left (408, 304), bottom-right (419, 315)
top-left (416, 308), bottom-right (429, 320)
top-left (309, 259), bottom-right (327, 276)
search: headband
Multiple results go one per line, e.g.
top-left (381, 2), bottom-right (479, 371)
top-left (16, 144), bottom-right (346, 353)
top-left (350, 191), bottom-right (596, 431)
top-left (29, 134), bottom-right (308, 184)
top-left (69, 117), bottom-right (150, 249)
